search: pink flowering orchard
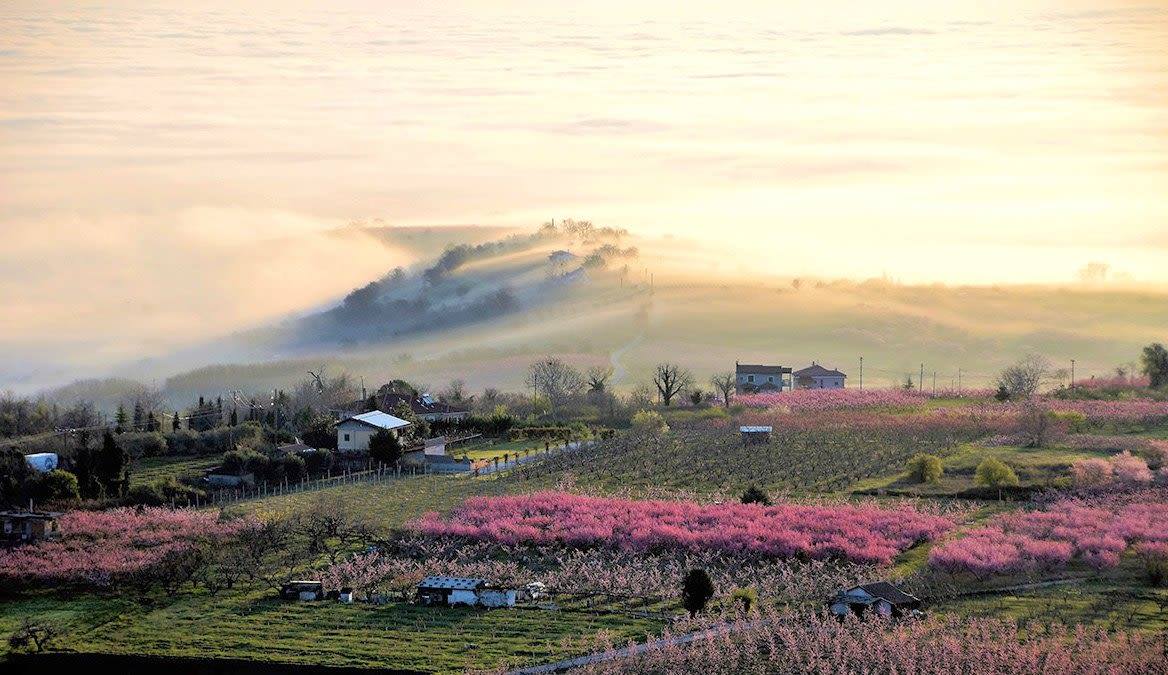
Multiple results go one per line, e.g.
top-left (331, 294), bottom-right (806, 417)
top-left (412, 492), bottom-right (955, 563)
top-left (0, 508), bottom-right (256, 587)
top-left (929, 491), bottom-right (1168, 577)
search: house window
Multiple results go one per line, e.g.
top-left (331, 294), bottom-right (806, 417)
top-left (343, 433), bottom-right (350, 442)
top-left (747, 375), bottom-right (754, 382)
top-left (767, 376), bottom-right (773, 382)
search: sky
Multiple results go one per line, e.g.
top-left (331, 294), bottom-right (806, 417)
top-left (1, 0), bottom-right (1166, 386)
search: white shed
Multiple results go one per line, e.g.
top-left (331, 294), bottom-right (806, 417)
top-left (336, 411), bottom-right (411, 452)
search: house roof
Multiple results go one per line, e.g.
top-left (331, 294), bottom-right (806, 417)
top-left (375, 392), bottom-right (468, 417)
top-left (0, 510), bottom-right (63, 520)
top-left (418, 575), bottom-right (486, 590)
top-left (849, 582), bottom-right (920, 606)
top-left (795, 363), bottom-right (847, 378)
top-left (736, 364), bottom-right (792, 375)
top-left (338, 410), bottom-right (411, 431)
top-left (739, 426), bottom-right (773, 433)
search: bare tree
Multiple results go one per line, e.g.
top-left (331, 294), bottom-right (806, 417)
top-left (439, 379), bottom-right (469, 404)
top-left (997, 354), bottom-right (1050, 399)
top-left (525, 358), bottom-right (585, 408)
top-left (587, 366), bottom-right (613, 394)
top-left (8, 619), bottom-right (59, 654)
top-left (709, 372), bottom-right (736, 408)
top-left (653, 363), bottom-right (693, 406)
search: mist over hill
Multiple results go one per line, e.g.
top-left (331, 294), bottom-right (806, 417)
top-left (16, 220), bottom-right (1168, 413)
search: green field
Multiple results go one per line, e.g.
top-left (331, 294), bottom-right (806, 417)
top-left (131, 455), bottom-right (220, 485)
top-left (0, 590), bottom-right (658, 673)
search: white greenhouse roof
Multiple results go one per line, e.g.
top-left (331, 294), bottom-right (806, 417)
top-left (739, 426), bottom-right (773, 433)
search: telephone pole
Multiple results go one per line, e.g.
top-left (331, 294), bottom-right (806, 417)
top-left (932, 371), bottom-right (937, 396)
top-left (957, 368), bottom-right (962, 393)
top-left (919, 363), bottom-right (925, 394)
top-left (1070, 359), bottom-right (1076, 389)
top-left (859, 356), bottom-right (864, 391)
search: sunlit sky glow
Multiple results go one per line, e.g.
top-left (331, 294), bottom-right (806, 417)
top-left (1, 0), bottom-right (1166, 382)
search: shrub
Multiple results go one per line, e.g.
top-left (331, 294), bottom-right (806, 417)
top-left (975, 458), bottom-right (1019, 490)
top-left (741, 484), bottom-right (771, 506)
top-left (369, 429), bottom-right (403, 466)
top-left (630, 410), bottom-right (669, 436)
top-left (906, 453), bottom-right (943, 484)
top-left (682, 568), bottom-right (715, 617)
top-left (730, 586), bottom-right (758, 614)
top-left (31, 470), bottom-right (80, 503)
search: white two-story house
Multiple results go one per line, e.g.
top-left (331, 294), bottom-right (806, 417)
top-left (735, 362), bottom-right (793, 393)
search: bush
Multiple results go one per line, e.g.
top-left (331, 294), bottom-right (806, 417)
top-left (729, 587), bottom-right (758, 614)
top-left (682, 569), bottom-right (715, 617)
top-left (302, 449), bottom-right (334, 476)
top-left (906, 453), bottom-right (943, 484)
top-left (631, 410), bottom-right (669, 436)
top-left (126, 476), bottom-right (205, 507)
top-left (118, 432), bottom-right (167, 458)
top-left (740, 484), bottom-right (771, 506)
top-left (31, 470), bottom-right (80, 503)
top-left (279, 453), bottom-right (306, 482)
top-left (975, 457), bottom-right (1020, 499)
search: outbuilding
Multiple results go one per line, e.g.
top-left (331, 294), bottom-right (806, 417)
top-left (280, 580), bottom-right (324, 601)
top-left (739, 426), bottom-right (772, 445)
top-left (1, 510), bottom-right (62, 547)
top-left (829, 582), bottom-right (921, 619)
top-left (415, 576), bottom-right (518, 608)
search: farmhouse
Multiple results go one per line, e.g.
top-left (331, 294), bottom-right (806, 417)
top-left (1, 510), bottom-right (62, 547)
top-left (735, 362), bottom-right (792, 393)
top-left (336, 410), bottom-right (411, 452)
top-left (415, 576), bottom-right (517, 608)
top-left (795, 362), bottom-right (847, 389)
top-left (828, 582), bottom-right (921, 619)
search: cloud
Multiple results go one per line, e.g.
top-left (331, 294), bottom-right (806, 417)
top-left (841, 26), bottom-right (938, 36)
top-left (0, 209), bottom-right (413, 376)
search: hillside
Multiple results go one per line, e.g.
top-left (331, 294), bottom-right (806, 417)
top-left (30, 222), bottom-right (1168, 411)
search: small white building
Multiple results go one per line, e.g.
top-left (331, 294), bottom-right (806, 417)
top-left (415, 576), bottom-right (518, 608)
top-left (794, 363), bottom-right (847, 389)
top-left (336, 410), bottom-right (411, 452)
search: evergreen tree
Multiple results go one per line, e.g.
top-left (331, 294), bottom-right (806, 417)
top-left (132, 401), bottom-right (144, 431)
top-left (96, 430), bottom-right (128, 497)
top-left (368, 429), bottom-right (403, 466)
top-left (682, 569), bottom-right (715, 617)
top-left (172, 411), bottom-right (181, 433)
top-left (229, 407), bottom-right (238, 426)
top-left (114, 404), bottom-right (128, 434)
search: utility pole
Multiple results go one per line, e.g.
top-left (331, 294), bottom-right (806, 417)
top-left (1070, 359), bottom-right (1076, 389)
top-left (957, 368), bottom-right (962, 393)
top-left (919, 363), bottom-right (925, 394)
top-left (859, 356), bottom-right (864, 391)
top-left (932, 371), bottom-right (937, 396)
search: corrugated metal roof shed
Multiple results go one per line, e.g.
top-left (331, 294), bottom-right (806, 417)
top-left (417, 576), bottom-right (486, 590)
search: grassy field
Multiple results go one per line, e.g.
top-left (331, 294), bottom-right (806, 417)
top-left (851, 442), bottom-right (1111, 497)
top-left (940, 581), bottom-right (1168, 633)
top-left (0, 589), bottom-right (658, 673)
top-left (234, 473), bottom-right (517, 530)
top-left (131, 455), bottom-right (220, 485)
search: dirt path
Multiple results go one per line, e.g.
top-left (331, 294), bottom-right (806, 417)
top-left (608, 332), bottom-right (644, 387)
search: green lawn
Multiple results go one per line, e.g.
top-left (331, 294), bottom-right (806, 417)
top-left (452, 438), bottom-right (546, 463)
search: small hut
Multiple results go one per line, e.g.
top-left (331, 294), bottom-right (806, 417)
top-left (739, 426), bottom-right (772, 446)
top-left (1, 510), bottom-right (62, 547)
top-left (280, 580), bottom-right (323, 601)
top-left (828, 582), bottom-right (921, 619)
